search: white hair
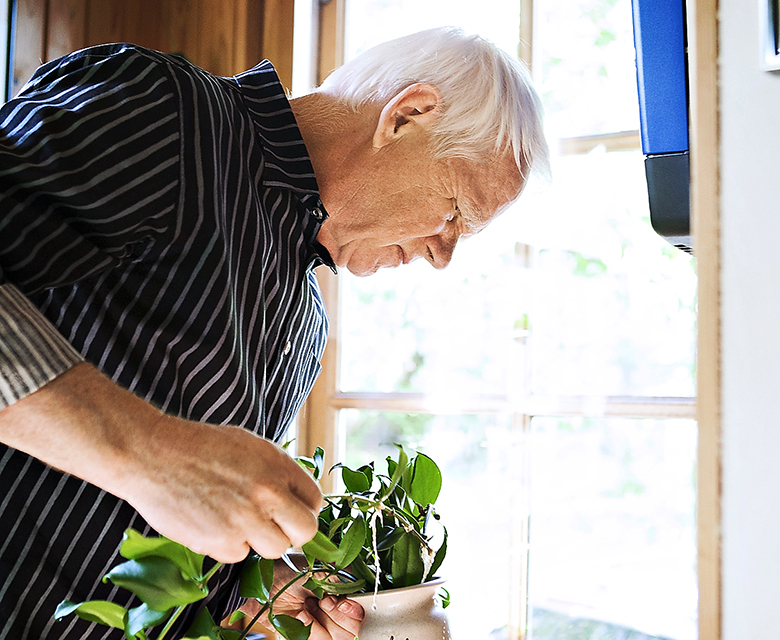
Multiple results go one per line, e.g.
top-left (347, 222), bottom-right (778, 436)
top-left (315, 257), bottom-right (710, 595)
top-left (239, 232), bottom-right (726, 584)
top-left (318, 27), bottom-right (550, 181)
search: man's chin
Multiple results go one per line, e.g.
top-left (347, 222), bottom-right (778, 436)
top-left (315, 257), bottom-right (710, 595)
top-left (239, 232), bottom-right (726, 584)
top-left (347, 264), bottom-right (381, 277)
top-left (346, 258), bottom-right (396, 277)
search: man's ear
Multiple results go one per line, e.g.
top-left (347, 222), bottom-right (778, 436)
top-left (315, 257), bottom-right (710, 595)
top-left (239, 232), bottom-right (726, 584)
top-left (372, 83), bottom-right (443, 149)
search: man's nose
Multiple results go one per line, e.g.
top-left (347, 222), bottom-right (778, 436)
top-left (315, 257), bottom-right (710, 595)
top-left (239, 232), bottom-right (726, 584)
top-left (429, 233), bottom-right (458, 269)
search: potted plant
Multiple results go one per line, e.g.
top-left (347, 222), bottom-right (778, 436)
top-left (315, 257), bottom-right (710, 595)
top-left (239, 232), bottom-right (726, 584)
top-left (55, 445), bottom-right (451, 640)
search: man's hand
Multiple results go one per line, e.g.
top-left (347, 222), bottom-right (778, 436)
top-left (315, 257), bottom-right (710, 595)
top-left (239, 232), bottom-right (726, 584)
top-left (240, 559), bottom-right (365, 640)
top-left (0, 362), bottom-right (322, 563)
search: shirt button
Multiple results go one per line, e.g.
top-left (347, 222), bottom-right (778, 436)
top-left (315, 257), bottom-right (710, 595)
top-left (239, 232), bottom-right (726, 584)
top-left (311, 207), bottom-right (324, 221)
top-left (283, 341), bottom-right (291, 356)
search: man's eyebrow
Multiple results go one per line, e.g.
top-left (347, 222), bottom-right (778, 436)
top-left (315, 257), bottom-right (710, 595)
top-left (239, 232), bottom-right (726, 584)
top-left (456, 198), bottom-right (480, 226)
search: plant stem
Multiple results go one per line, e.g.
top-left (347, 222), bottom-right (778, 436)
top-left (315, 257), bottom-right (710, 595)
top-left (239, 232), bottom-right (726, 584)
top-left (237, 569), bottom-right (314, 640)
top-left (155, 605), bottom-right (185, 640)
top-left (155, 562), bottom-right (223, 640)
top-left (326, 494), bottom-right (434, 553)
top-left (202, 561), bottom-right (223, 584)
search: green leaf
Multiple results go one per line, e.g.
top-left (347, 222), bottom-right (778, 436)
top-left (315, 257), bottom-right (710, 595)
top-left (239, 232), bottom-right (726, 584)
top-left (296, 458), bottom-right (318, 474)
top-left (303, 578), bottom-right (324, 599)
top-left (315, 578), bottom-right (366, 595)
top-left (335, 515), bottom-right (366, 570)
top-left (381, 445), bottom-right (409, 499)
top-left (296, 447), bottom-right (325, 480)
top-left (326, 516), bottom-right (350, 540)
top-left (270, 613), bottom-right (312, 640)
top-left (119, 529), bottom-right (204, 580)
top-left (390, 531), bottom-right (425, 588)
top-left (358, 464), bottom-right (374, 487)
top-left (340, 466), bottom-right (370, 493)
top-left (409, 453), bottom-right (442, 507)
top-left (301, 530), bottom-right (340, 564)
top-left (438, 587), bottom-right (451, 609)
top-left (312, 447), bottom-right (325, 480)
top-left (239, 556), bottom-right (274, 602)
top-left (54, 600), bottom-right (128, 629)
top-left (348, 555), bottom-right (377, 586)
top-left (376, 526), bottom-right (404, 551)
top-left (105, 557), bottom-right (207, 611)
top-left (228, 610), bottom-right (246, 625)
top-left (182, 607), bottom-right (220, 640)
top-left (127, 603), bottom-right (171, 637)
top-left (429, 527), bottom-right (448, 578)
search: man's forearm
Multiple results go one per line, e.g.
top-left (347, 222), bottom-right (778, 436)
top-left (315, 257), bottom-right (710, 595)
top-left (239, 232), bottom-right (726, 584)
top-left (0, 360), bottom-right (323, 564)
top-left (0, 361), bottom-right (158, 494)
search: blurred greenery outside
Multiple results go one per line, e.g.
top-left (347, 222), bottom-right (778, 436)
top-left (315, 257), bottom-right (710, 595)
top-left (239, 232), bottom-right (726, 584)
top-left (336, 0), bottom-right (698, 639)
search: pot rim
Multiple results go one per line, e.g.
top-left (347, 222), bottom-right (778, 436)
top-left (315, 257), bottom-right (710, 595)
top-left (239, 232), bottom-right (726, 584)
top-left (348, 577), bottom-right (446, 603)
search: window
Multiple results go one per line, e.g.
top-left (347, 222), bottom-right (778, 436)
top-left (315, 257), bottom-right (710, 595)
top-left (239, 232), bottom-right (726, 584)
top-left (302, 0), bottom-right (698, 638)
top-left (1, 0), bottom-right (9, 103)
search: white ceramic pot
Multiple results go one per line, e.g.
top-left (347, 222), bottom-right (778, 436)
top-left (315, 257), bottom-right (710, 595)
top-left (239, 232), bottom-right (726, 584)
top-left (350, 578), bottom-right (451, 640)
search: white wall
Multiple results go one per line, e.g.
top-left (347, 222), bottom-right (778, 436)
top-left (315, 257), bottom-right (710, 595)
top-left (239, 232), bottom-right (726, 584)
top-left (720, 0), bottom-right (780, 637)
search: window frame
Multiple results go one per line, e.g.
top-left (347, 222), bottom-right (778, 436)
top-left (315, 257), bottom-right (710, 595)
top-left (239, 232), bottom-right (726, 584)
top-left (297, 4), bottom-right (697, 637)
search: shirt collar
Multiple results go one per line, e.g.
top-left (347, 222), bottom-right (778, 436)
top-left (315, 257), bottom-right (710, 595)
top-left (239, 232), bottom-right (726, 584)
top-left (231, 61), bottom-right (336, 273)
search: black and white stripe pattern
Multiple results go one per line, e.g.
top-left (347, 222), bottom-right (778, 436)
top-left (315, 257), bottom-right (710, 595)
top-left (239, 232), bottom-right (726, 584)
top-left (0, 44), bottom-right (331, 638)
top-left (0, 285), bottom-right (85, 404)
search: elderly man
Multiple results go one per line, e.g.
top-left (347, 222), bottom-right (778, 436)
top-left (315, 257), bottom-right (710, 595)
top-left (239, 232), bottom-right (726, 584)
top-left (0, 27), bottom-right (547, 639)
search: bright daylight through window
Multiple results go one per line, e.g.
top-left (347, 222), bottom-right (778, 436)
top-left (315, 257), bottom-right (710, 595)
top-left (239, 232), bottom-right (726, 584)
top-left (314, 0), bottom-right (698, 639)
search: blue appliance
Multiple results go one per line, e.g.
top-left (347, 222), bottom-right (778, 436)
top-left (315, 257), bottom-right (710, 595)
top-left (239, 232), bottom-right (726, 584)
top-left (631, 0), bottom-right (692, 253)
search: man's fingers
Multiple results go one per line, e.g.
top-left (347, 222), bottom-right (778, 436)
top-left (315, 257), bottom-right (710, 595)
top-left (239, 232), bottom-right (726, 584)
top-left (304, 596), bottom-right (364, 640)
top-left (289, 459), bottom-right (325, 511)
top-left (191, 539), bottom-right (251, 565)
top-left (271, 492), bottom-right (321, 549)
top-left (320, 596), bottom-right (364, 622)
top-left (264, 452), bottom-right (322, 548)
top-left (245, 519), bottom-right (297, 559)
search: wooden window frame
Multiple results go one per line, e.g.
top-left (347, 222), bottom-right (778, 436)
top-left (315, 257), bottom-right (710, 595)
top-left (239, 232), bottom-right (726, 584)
top-left (298, 4), bottom-right (716, 639)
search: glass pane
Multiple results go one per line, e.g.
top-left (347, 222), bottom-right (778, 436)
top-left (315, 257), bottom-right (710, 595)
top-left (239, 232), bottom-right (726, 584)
top-left (536, 0), bottom-right (641, 139)
top-left (529, 416), bottom-right (697, 640)
top-left (338, 234), bottom-right (529, 394)
top-left (521, 149), bottom-right (697, 397)
top-left (344, 0), bottom-right (521, 62)
top-left (338, 0), bottom-right (696, 398)
top-left (341, 410), bottom-right (518, 640)
top-left (340, 150), bottom-right (697, 398)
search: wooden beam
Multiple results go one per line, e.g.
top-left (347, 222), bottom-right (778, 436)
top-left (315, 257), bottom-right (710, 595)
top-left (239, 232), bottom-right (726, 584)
top-left (163, 0), bottom-right (201, 63)
top-left (12, 0), bottom-right (47, 96)
top-left (261, 0), bottom-right (295, 89)
top-left (519, 0), bottom-right (533, 68)
top-left (46, 0), bottom-right (86, 61)
top-left (558, 130), bottom-right (641, 155)
top-left (233, 0), bottom-right (263, 73)
top-left (298, 267), bottom-right (341, 494)
top-left (327, 392), bottom-right (696, 420)
top-left (688, 0), bottom-right (722, 638)
top-left (317, 0), bottom-right (344, 84)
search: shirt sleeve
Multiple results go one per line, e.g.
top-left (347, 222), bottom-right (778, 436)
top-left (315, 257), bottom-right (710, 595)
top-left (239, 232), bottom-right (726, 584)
top-left (0, 44), bottom-right (183, 407)
top-left (0, 284), bottom-right (84, 408)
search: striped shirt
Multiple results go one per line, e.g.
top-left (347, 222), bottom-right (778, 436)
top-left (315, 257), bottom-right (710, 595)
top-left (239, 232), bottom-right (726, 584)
top-left (0, 44), bottom-right (332, 638)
